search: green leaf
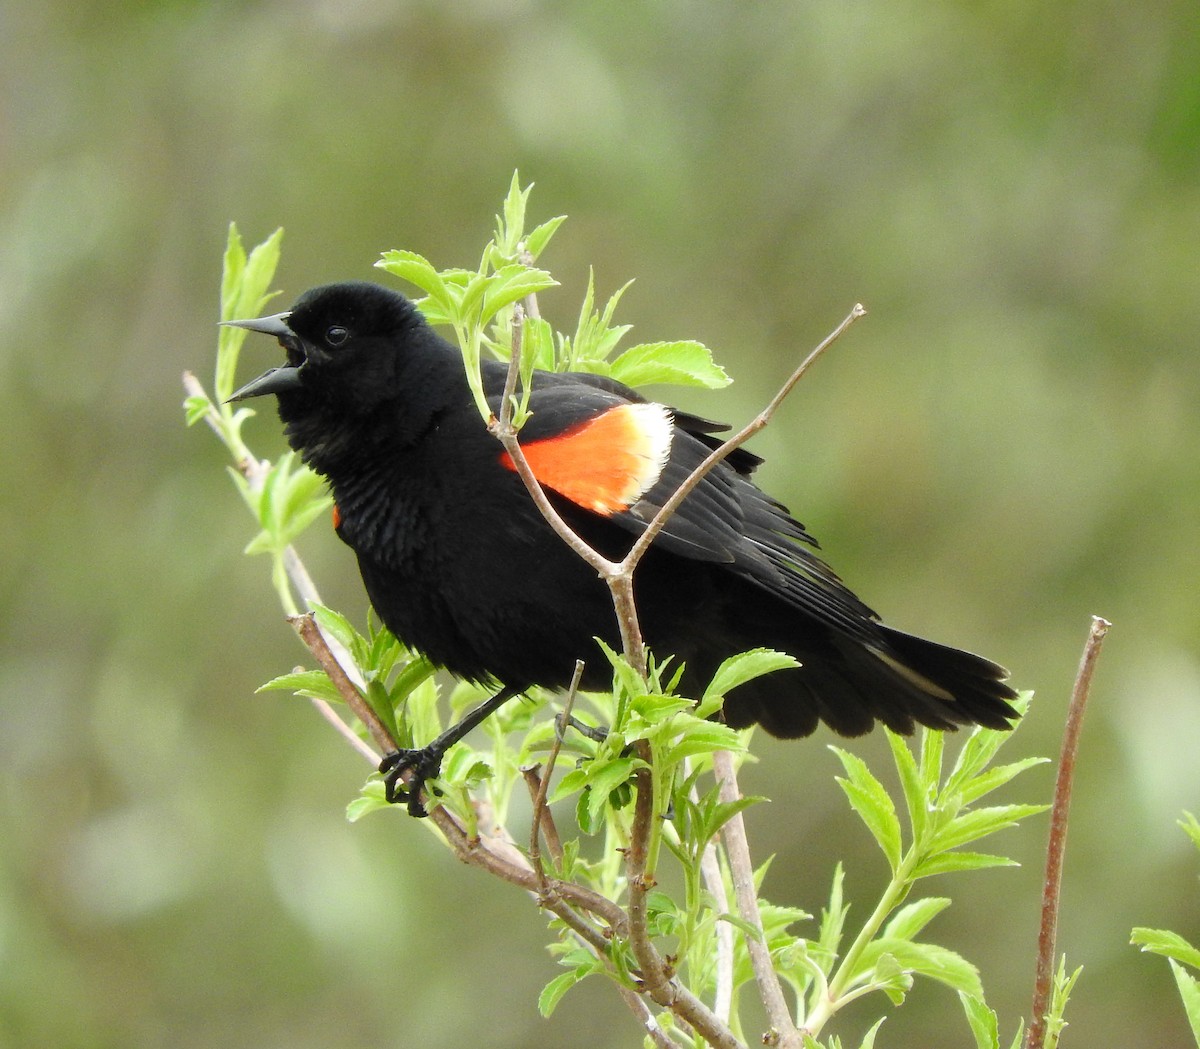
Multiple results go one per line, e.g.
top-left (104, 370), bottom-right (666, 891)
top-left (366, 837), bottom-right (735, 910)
top-left (919, 728), bottom-right (944, 793)
top-left (816, 864), bottom-right (848, 973)
top-left (311, 605), bottom-right (365, 662)
top-left (701, 649), bottom-right (799, 716)
top-left (218, 225), bottom-right (283, 402)
top-left (549, 768), bottom-right (589, 803)
top-left (609, 340), bottom-right (731, 390)
top-left (242, 529), bottom-right (272, 557)
top-left (883, 897), bottom-right (951, 941)
top-left (1132, 927), bottom-right (1200, 971)
top-left (346, 782), bottom-right (393, 822)
top-left (240, 228), bottom-right (284, 316)
top-left (480, 263), bottom-right (558, 322)
top-left (831, 747), bottom-right (903, 871)
top-left (495, 171), bottom-right (531, 257)
top-left (597, 640), bottom-right (647, 704)
top-left (585, 756), bottom-right (640, 823)
top-left (514, 314), bottom-right (556, 378)
top-left (926, 803), bottom-right (1048, 854)
top-left (1169, 960), bottom-right (1200, 1044)
top-left (863, 938), bottom-right (983, 998)
top-left (958, 992), bottom-right (1000, 1049)
top-left (944, 693), bottom-right (1032, 792)
top-left (1181, 811), bottom-right (1200, 853)
top-left (911, 851), bottom-right (1018, 879)
top-left (220, 222), bottom-right (246, 321)
top-left (524, 214), bottom-right (567, 261)
top-left (699, 795), bottom-right (766, 841)
top-left (856, 1018), bottom-right (886, 1049)
top-left (257, 669), bottom-right (344, 705)
top-left (955, 756), bottom-right (1051, 806)
top-left (630, 692), bottom-right (693, 723)
top-left (376, 249), bottom-right (452, 314)
top-left (873, 951), bottom-right (914, 1004)
top-left (388, 655), bottom-right (439, 703)
top-left (887, 730), bottom-right (929, 843)
top-left (184, 393), bottom-right (213, 426)
top-left (661, 721), bottom-right (744, 764)
top-left (1042, 957), bottom-right (1082, 1049)
top-left (566, 273), bottom-right (634, 367)
top-left (716, 911), bottom-right (765, 942)
top-left (537, 971), bottom-right (580, 1018)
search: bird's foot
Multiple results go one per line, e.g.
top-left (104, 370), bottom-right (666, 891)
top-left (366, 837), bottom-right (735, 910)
top-left (379, 747), bottom-right (444, 818)
top-left (556, 713), bottom-right (609, 745)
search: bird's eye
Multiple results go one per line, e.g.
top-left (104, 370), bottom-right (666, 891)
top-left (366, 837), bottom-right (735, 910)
top-left (325, 325), bottom-right (349, 347)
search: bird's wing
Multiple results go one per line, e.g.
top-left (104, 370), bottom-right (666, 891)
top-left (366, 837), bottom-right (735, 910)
top-left (490, 379), bottom-right (880, 641)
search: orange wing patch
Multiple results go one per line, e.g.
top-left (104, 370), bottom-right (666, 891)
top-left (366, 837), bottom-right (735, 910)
top-left (500, 402), bottom-right (673, 515)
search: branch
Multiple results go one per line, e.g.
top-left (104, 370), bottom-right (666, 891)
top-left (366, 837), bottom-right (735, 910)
top-left (186, 369), bottom-right (369, 746)
top-left (488, 306), bottom-right (620, 579)
top-left (620, 303), bottom-right (866, 574)
top-left (714, 750), bottom-right (802, 1048)
top-left (1026, 615), bottom-right (1111, 1049)
top-left (527, 660), bottom-right (584, 878)
top-left (487, 303), bottom-right (866, 1048)
top-left (687, 762), bottom-right (734, 1024)
top-left (290, 613), bottom-right (395, 756)
top-left (289, 596), bottom-right (630, 937)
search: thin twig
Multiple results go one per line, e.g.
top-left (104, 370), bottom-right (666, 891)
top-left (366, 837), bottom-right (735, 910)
top-left (626, 747), bottom-right (669, 983)
top-left (291, 613), bottom-right (396, 756)
top-left (1026, 615), bottom-right (1111, 1049)
top-left (620, 303), bottom-right (866, 575)
top-left (197, 355), bottom-right (694, 1042)
top-left (681, 755), bottom-right (734, 1024)
top-left (522, 767), bottom-right (565, 868)
top-left (714, 750), bottom-right (802, 1048)
top-left (527, 661), bottom-right (584, 877)
top-left (489, 306), bottom-right (864, 1049)
top-left (305, 680), bottom-right (381, 763)
top-left (187, 369), bottom-right (368, 748)
top-left (615, 989), bottom-right (677, 1049)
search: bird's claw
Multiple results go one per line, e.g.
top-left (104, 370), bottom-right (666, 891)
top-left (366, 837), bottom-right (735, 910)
top-left (379, 747), bottom-right (444, 818)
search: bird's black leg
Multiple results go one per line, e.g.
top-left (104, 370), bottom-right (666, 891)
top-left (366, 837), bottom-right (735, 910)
top-left (379, 686), bottom-right (519, 817)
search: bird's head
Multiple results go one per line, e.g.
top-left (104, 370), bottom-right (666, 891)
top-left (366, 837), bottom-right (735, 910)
top-left (226, 281), bottom-right (424, 411)
top-left (226, 281), bottom-right (437, 468)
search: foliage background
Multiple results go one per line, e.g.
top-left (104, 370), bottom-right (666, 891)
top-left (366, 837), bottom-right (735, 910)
top-left (3, 2), bottom-right (1198, 1046)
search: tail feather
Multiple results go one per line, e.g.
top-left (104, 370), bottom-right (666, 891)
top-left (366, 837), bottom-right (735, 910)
top-left (721, 624), bottom-right (1017, 739)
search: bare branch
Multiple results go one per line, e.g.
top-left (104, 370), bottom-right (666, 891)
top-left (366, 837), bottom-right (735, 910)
top-left (307, 687), bottom-right (381, 763)
top-left (621, 303), bottom-right (866, 573)
top-left (290, 613), bottom-right (395, 756)
top-left (1026, 615), bottom-right (1111, 1049)
top-left (714, 750), bottom-right (802, 1047)
top-left (527, 660), bottom-right (583, 876)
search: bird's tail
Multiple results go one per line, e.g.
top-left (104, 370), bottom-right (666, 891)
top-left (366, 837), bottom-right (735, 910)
top-left (721, 624), bottom-right (1018, 740)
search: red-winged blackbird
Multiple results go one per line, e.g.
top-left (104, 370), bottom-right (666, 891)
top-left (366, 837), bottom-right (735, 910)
top-left (229, 281), bottom-right (1016, 814)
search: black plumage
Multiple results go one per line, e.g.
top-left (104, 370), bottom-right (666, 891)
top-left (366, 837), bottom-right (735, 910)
top-left (229, 281), bottom-right (1016, 803)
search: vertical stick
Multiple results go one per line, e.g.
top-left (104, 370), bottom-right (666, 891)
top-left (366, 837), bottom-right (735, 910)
top-left (1026, 615), bottom-right (1111, 1049)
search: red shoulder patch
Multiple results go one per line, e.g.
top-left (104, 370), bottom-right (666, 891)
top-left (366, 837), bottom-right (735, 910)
top-left (332, 503), bottom-right (343, 531)
top-left (500, 402), bottom-right (673, 515)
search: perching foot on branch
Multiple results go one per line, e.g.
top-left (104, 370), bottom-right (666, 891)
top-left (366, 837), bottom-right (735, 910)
top-left (380, 686), bottom-right (522, 816)
top-left (380, 747), bottom-right (446, 817)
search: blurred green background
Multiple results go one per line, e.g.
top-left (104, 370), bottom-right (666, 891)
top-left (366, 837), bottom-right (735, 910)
top-left (3, 1), bottom-right (1198, 1046)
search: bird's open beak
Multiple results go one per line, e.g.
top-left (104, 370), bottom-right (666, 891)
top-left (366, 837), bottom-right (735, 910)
top-left (222, 312), bottom-right (304, 402)
top-left (227, 365), bottom-right (304, 401)
top-left (222, 312), bottom-right (294, 339)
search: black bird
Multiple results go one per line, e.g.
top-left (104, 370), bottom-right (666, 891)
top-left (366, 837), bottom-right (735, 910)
top-left (229, 281), bottom-right (1016, 814)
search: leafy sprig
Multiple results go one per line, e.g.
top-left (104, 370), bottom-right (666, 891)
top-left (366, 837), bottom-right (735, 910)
top-left (1132, 811), bottom-right (1200, 1045)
